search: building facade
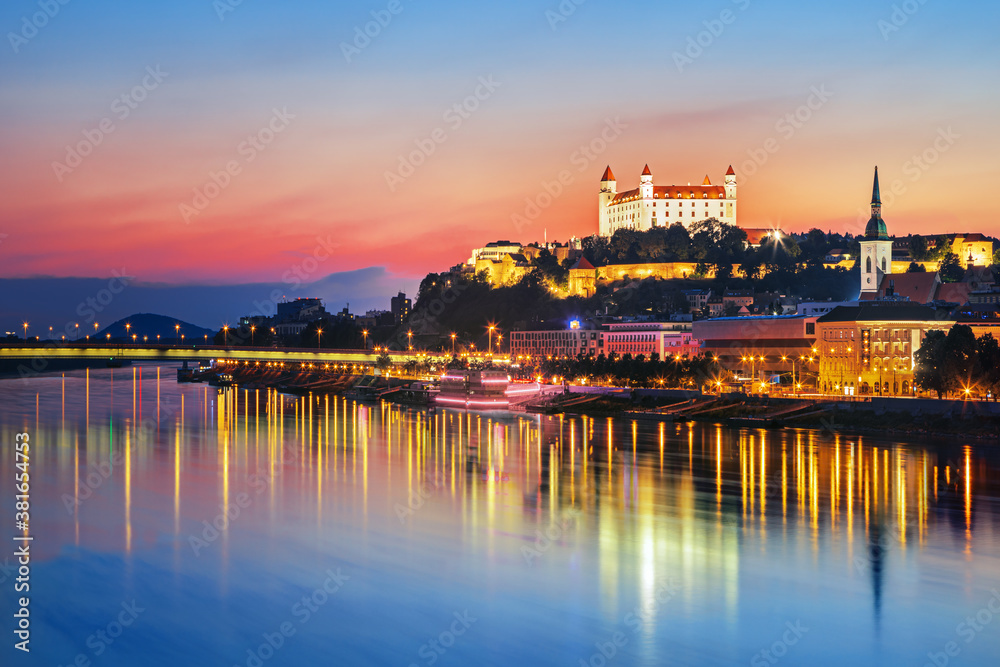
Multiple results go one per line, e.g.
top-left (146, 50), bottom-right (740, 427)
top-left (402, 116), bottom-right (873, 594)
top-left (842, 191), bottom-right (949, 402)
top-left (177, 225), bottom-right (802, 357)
top-left (694, 315), bottom-right (819, 385)
top-left (509, 328), bottom-right (602, 360)
top-left (598, 164), bottom-right (737, 237)
top-left (816, 304), bottom-right (954, 396)
top-left (391, 292), bottom-right (411, 325)
top-left (602, 322), bottom-right (698, 359)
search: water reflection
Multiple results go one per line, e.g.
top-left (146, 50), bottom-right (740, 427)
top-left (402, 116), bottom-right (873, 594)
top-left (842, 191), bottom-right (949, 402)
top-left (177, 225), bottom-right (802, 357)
top-left (1, 366), bottom-right (998, 666)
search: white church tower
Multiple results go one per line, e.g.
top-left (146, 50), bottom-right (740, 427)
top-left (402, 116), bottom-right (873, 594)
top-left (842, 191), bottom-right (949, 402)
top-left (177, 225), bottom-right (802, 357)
top-left (860, 166), bottom-right (892, 294)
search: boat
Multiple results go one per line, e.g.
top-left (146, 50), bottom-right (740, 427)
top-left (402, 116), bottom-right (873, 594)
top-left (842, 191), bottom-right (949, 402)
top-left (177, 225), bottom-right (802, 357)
top-left (177, 361), bottom-right (197, 382)
top-left (209, 373), bottom-right (235, 387)
top-left (435, 370), bottom-right (509, 410)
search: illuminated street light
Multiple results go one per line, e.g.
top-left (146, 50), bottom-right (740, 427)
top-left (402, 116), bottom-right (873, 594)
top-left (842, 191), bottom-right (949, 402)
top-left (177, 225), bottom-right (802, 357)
top-left (250, 325), bottom-right (256, 346)
top-left (450, 333), bottom-right (456, 355)
top-left (317, 327), bottom-right (323, 349)
top-left (362, 329), bottom-right (369, 350)
top-left (22, 322), bottom-right (28, 340)
top-left (223, 325), bottom-right (229, 347)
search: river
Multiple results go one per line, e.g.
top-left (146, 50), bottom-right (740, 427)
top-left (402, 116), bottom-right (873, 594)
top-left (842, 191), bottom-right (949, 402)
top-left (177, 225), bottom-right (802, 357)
top-left (1, 365), bottom-right (998, 666)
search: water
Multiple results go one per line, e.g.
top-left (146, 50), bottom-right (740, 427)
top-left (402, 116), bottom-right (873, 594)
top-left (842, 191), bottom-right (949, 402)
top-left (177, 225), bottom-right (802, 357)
top-left (0, 365), bottom-right (998, 666)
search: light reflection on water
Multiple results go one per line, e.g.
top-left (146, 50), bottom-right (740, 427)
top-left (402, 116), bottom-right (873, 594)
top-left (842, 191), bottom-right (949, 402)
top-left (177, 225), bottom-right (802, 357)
top-left (0, 365), bottom-right (998, 666)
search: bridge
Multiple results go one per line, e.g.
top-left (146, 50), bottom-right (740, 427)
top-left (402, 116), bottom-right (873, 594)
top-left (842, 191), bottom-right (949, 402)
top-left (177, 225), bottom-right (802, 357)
top-left (0, 343), bottom-right (449, 369)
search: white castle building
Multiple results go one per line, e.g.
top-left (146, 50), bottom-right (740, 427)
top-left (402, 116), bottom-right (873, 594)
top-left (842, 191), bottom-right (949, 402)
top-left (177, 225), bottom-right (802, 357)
top-left (598, 164), bottom-right (738, 237)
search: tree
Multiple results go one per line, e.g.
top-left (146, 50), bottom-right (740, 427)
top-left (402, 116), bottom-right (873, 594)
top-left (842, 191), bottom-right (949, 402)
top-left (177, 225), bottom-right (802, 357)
top-left (915, 325), bottom-right (980, 398)
top-left (943, 325), bottom-right (980, 394)
top-left (375, 351), bottom-right (392, 372)
top-left (907, 262), bottom-right (926, 273)
top-left (909, 235), bottom-right (929, 261)
top-left (938, 251), bottom-right (965, 283)
top-left (914, 330), bottom-right (948, 398)
top-left (976, 334), bottom-right (1000, 400)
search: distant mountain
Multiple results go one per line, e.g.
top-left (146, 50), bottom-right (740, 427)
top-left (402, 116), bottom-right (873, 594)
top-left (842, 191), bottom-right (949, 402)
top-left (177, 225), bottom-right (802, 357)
top-left (97, 314), bottom-right (215, 343)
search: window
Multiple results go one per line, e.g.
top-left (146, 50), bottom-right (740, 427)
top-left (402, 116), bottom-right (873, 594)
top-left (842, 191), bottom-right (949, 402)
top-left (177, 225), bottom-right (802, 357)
top-left (866, 257), bottom-right (872, 273)
top-left (806, 323), bottom-right (815, 335)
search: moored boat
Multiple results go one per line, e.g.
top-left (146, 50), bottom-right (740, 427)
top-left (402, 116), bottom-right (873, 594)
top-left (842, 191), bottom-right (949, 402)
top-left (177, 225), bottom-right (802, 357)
top-left (435, 370), bottom-right (509, 410)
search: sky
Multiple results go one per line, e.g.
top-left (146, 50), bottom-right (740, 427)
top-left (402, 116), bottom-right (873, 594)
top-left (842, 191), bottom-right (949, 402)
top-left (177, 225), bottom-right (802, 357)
top-left (1, 0), bottom-right (998, 329)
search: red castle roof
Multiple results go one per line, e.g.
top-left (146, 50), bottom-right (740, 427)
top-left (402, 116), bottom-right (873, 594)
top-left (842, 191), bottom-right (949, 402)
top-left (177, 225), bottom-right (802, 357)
top-left (601, 166), bottom-right (616, 181)
top-left (609, 185), bottom-right (727, 204)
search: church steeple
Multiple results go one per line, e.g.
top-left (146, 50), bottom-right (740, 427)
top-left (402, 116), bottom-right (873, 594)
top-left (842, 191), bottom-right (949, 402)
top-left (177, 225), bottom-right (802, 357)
top-left (864, 166), bottom-right (888, 240)
top-left (871, 166), bottom-right (882, 216)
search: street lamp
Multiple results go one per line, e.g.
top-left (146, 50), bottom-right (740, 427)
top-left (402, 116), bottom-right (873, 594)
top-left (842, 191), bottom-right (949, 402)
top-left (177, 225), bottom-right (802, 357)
top-left (132, 334), bottom-right (137, 343)
top-left (23, 322), bottom-right (28, 340)
top-left (94, 322), bottom-right (99, 336)
top-left (175, 324), bottom-right (180, 343)
top-left (75, 323), bottom-right (79, 340)
top-left (362, 329), bottom-right (369, 350)
top-left (125, 322), bottom-right (131, 337)
top-left (106, 333), bottom-right (111, 342)
top-left (317, 327), bottom-right (323, 349)
top-left (223, 325), bottom-right (229, 347)
top-left (250, 325), bottom-right (256, 347)
top-left (450, 332), bottom-right (456, 355)
top-left (407, 330), bottom-right (413, 349)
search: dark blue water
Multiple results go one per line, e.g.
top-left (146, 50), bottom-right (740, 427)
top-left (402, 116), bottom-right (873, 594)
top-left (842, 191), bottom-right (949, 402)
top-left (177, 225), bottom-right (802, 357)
top-left (1, 365), bottom-right (998, 666)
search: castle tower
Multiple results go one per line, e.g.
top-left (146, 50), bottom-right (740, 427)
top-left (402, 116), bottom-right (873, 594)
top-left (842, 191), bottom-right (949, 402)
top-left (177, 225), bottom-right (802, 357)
top-left (598, 166), bottom-right (617, 236)
top-left (724, 165), bottom-right (737, 198)
top-left (860, 166), bottom-right (892, 294)
top-left (639, 164), bottom-right (653, 199)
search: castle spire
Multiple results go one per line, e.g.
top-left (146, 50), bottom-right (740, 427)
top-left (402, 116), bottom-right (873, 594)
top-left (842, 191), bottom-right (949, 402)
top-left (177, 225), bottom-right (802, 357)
top-left (641, 164), bottom-right (652, 176)
top-left (601, 166), bottom-right (615, 182)
top-left (871, 166), bottom-right (881, 207)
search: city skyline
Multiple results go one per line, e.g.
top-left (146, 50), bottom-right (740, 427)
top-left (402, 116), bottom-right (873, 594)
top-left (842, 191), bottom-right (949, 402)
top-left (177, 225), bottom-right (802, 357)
top-left (1, 0), bottom-right (998, 294)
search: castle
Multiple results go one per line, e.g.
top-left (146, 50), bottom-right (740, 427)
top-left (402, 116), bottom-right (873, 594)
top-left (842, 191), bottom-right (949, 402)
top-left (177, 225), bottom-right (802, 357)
top-left (598, 164), bottom-right (738, 237)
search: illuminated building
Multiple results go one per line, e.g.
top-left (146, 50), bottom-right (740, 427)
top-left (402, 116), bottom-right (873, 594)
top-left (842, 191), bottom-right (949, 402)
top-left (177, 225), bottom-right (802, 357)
top-left (693, 315), bottom-right (819, 383)
top-left (599, 164), bottom-right (738, 237)
top-left (815, 303), bottom-right (954, 396)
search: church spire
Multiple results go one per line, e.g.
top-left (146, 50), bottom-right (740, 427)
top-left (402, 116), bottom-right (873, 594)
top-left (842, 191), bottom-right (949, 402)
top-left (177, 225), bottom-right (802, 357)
top-left (864, 166), bottom-right (888, 240)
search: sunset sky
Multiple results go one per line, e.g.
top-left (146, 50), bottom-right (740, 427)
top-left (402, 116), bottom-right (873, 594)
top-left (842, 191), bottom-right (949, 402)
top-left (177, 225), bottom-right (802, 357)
top-left (2, 0), bottom-right (998, 324)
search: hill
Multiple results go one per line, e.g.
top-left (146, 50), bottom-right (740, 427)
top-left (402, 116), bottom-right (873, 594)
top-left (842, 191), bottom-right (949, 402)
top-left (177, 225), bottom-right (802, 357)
top-left (97, 314), bottom-right (215, 342)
